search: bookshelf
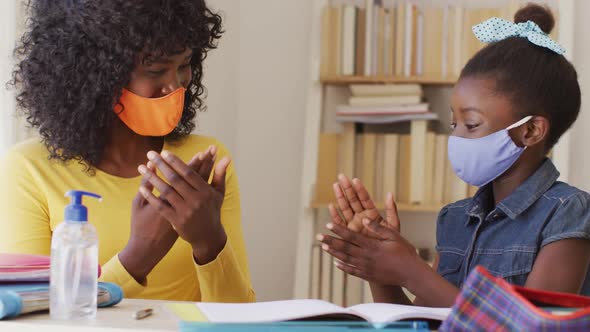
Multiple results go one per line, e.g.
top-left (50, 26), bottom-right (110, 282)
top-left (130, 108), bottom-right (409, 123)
top-left (320, 76), bottom-right (456, 85)
top-left (294, 0), bottom-right (573, 306)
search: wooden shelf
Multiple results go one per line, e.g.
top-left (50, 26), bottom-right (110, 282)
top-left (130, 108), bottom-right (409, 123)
top-left (310, 201), bottom-right (443, 213)
top-left (320, 75), bottom-right (457, 85)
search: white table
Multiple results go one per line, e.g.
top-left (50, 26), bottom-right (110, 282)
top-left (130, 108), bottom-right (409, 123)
top-left (0, 299), bottom-right (180, 332)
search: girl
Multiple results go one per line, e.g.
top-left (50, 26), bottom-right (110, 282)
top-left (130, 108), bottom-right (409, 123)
top-left (0, 0), bottom-right (254, 302)
top-left (318, 3), bottom-right (590, 307)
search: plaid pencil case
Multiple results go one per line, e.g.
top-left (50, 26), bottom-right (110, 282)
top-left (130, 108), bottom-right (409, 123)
top-left (440, 266), bottom-right (590, 331)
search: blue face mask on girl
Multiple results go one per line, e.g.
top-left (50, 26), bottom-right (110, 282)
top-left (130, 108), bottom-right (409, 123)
top-left (447, 116), bottom-right (533, 187)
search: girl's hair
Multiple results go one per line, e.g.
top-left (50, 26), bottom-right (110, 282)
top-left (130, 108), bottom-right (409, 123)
top-left (460, 3), bottom-right (580, 151)
top-left (10, 0), bottom-right (223, 171)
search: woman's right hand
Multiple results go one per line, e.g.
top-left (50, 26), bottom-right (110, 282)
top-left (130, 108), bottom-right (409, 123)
top-left (118, 147), bottom-right (217, 283)
top-left (330, 174), bottom-right (400, 236)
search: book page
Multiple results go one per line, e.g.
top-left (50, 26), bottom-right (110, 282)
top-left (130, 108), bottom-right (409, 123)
top-left (195, 300), bottom-right (358, 323)
top-left (348, 303), bottom-right (451, 324)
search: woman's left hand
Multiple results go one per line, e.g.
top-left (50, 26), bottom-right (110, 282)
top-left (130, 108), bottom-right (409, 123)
top-left (318, 217), bottom-right (423, 287)
top-left (138, 147), bottom-right (230, 264)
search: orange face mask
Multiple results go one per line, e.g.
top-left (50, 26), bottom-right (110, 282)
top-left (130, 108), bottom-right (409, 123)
top-left (115, 87), bottom-right (186, 136)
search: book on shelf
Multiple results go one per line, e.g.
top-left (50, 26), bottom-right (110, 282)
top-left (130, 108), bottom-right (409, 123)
top-left (341, 123), bottom-right (356, 176)
top-left (396, 134), bottom-right (411, 204)
top-left (362, 280), bottom-right (373, 304)
top-left (363, 0), bottom-right (374, 76)
top-left (332, 262), bottom-right (346, 307)
top-left (189, 300), bottom-right (450, 327)
top-left (314, 133), bottom-right (340, 205)
top-left (384, 5), bottom-right (394, 76)
top-left (376, 6), bottom-right (386, 76)
top-left (422, 7), bottom-right (444, 78)
top-left (335, 112), bottom-right (437, 124)
top-left (374, 134), bottom-right (386, 203)
top-left (432, 134), bottom-right (448, 205)
top-left (320, 247), bottom-right (333, 302)
top-left (355, 8), bottom-right (367, 76)
top-left (360, 133), bottom-right (378, 198)
top-left (381, 133), bottom-right (399, 202)
top-left (415, 8), bottom-right (424, 76)
top-left (310, 245), bottom-right (321, 300)
top-left (423, 132), bottom-right (436, 204)
top-left (342, 5), bottom-right (357, 76)
top-left (349, 95), bottom-right (422, 106)
top-left (394, 1), bottom-right (405, 77)
top-left (349, 83), bottom-right (423, 97)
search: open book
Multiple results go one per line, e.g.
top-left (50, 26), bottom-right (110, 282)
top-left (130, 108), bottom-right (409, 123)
top-left (195, 300), bottom-right (450, 327)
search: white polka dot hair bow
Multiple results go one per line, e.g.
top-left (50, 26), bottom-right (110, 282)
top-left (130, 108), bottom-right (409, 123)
top-left (472, 17), bottom-right (565, 55)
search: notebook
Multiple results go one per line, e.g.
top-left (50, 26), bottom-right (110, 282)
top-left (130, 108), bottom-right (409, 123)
top-left (0, 253), bottom-right (101, 282)
top-left (0, 253), bottom-right (51, 282)
top-left (0, 282), bottom-right (123, 319)
top-left (190, 300), bottom-right (450, 328)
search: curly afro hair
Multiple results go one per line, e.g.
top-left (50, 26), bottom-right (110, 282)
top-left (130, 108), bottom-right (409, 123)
top-left (10, 0), bottom-right (223, 171)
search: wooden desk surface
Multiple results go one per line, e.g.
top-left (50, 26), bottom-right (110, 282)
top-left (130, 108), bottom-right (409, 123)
top-left (0, 299), bottom-right (181, 332)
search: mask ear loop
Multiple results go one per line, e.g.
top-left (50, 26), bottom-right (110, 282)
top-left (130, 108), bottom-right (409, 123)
top-left (506, 115), bottom-right (534, 150)
top-left (506, 115), bottom-right (534, 130)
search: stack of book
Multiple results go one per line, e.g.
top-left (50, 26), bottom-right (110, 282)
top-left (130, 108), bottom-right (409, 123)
top-left (336, 83), bottom-right (436, 124)
top-left (0, 253), bottom-right (122, 319)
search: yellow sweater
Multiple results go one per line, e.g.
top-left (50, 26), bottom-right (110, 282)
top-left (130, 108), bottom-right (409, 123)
top-left (0, 135), bottom-right (255, 302)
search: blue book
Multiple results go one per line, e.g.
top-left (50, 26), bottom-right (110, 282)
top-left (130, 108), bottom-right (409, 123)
top-left (179, 321), bottom-right (430, 331)
top-left (0, 282), bottom-right (122, 319)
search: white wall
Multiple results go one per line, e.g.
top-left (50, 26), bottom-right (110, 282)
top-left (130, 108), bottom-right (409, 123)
top-left (0, 1), bottom-right (16, 155)
top-left (201, 0), bottom-right (313, 301)
top-left (569, 0), bottom-right (590, 191)
top-left (200, 0), bottom-right (241, 154)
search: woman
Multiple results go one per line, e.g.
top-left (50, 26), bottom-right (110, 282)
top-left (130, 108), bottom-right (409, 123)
top-left (0, 0), bottom-right (254, 302)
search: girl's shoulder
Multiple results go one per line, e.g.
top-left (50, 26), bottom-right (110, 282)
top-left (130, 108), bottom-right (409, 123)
top-left (543, 181), bottom-right (590, 203)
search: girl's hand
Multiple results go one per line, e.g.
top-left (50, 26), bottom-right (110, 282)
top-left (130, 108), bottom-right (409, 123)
top-left (317, 217), bottom-right (421, 287)
top-left (138, 146), bottom-right (229, 264)
top-left (330, 174), bottom-right (400, 236)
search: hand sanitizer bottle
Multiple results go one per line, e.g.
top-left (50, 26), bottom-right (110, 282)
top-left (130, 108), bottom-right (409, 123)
top-left (50, 190), bottom-right (101, 320)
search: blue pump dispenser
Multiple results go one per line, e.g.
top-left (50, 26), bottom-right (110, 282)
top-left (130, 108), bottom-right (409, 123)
top-left (64, 190), bottom-right (102, 222)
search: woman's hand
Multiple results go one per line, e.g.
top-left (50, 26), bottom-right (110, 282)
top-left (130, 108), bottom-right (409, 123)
top-left (119, 149), bottom-right (217, 282)
top-left (331, 174), bottom-right (400, 236)
top-left (318, 217), bottom-right (424, 288)
top-left (138, 145), bottom-right (230, 265)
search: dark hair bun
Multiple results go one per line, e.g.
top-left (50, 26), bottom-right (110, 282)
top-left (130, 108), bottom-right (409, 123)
top-left (514, 3), bottom-right (555, 34)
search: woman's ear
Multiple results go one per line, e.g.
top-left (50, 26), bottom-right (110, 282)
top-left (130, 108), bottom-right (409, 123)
top-left (521, 116), bottom-right (550, 147)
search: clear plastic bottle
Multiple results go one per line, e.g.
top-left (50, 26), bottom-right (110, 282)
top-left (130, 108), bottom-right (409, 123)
top-left (50, 190), bottom-right (101, 320)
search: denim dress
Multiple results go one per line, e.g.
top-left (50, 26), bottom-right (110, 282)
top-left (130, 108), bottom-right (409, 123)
top-left (436, 158), bottom-right (590, 295)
